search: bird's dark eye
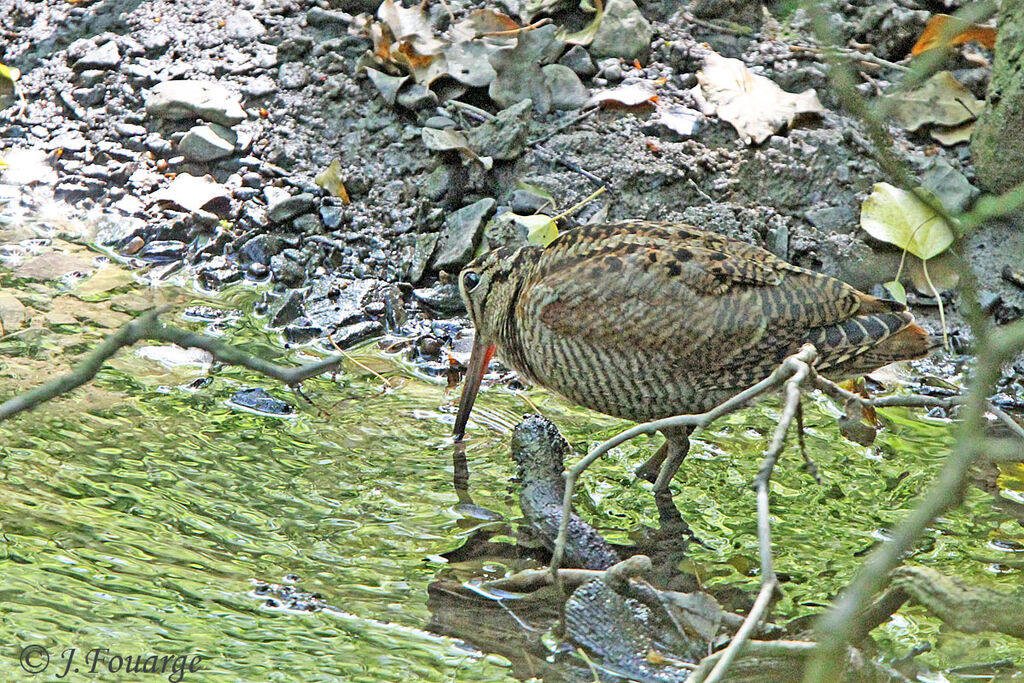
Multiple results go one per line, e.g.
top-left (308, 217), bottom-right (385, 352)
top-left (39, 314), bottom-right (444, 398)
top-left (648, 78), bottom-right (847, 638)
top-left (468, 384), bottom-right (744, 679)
top-left (463, 271), bottom-right (481, 291)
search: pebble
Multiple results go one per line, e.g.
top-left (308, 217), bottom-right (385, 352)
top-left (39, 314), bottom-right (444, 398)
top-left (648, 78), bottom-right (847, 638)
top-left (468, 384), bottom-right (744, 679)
top-left (145, 80), bottom-right (247, 126)
top-left (225, 10), bottom-right (266, 41)
top-left (267, 193), bottom-right (316, 223)
top-left (178, 123), bottom-right (238, 162)
top-left (74, 41), bottom-right (120, 70)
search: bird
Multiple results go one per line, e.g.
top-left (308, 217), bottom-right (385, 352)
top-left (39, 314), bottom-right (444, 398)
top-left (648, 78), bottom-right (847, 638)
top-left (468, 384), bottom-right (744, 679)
top-left (451, 220), bottom-right (931, 492)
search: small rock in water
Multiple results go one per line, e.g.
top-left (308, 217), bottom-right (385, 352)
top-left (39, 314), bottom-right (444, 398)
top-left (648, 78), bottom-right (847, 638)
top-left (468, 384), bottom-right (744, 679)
top-left (231, 387), bottom-right (294, 415)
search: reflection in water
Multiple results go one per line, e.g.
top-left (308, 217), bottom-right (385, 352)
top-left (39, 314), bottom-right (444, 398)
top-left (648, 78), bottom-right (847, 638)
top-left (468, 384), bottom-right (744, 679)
top-left (0, 277), bottom-right (1022, 680)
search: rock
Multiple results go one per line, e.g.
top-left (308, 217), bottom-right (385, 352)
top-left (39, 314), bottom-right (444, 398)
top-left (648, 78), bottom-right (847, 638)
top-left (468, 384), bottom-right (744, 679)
top-left (305, 276), bottom-right (406, 331)
top-left (138, 240), bottom-right (186, 262)
top-left (919, 158), bottom-right (979, 213)
top-left (424, 116), bottom-right (456, 130)
top-left (320, 205), bottom-right (345, 230)
top-left (284, 321), bottom-right (325, 344)
top-left (115, 122), bottom-right (148, 138)
top-left (225, 10), bottom-right (266, 40)
top-left (270, 290), bottom-right (304, 326)
top-left (270, 254), bottom-right (307, 286)
top-left (365, 68), bottom-right (408, 105)
top-left (588, 0), bottom-right (652, 64)
top-left (72, 85), bottom-right (105, 107)
top-left (511, 189), bottom-right (553, 215)
top-left (231, 388), bottom-right (293, 415)
top-left (178, 123), bottom-right (237, 162)
top-left (198, 256), bottom-right (244, 289)
top-left (145, 80), bottom-right (247, 126)
top-left (278, 63), bottom-right (310, 90)
top-left (597, 58), bottom-right (623, 82)
top-left (306, 7), bottom-right (356, 26)
top-left (242, 75), bottom-right (277, 98)
top-left (331, 320), bottom-right (384, 349)
top-left (488, 24), bottom-right (564, 112)
top-left (559, 45), bottom-right (597, 78)
top-left (408, 233), bottom-right (439, 283)
top-left (413, 284), bottom-right (465, 315)
top-left (430, 198), bottom-right (495, 271)
top-left (542, 64), bottom-right (588, 110)
top-left (74, 41), bottom-right (120, 70)
top-left (267, 193), bottom-right (316, 223)
top-left (467, 99), bottom-right (532, 161)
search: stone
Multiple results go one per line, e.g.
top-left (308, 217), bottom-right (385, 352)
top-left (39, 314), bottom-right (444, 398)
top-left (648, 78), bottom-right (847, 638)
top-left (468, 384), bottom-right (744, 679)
top-left (488, 24), bottom-right (564, 112)
top-left (240, 234), bottom-right (281, 264)
top-left (145, 80), bottom-right (247, 126)
top-left (467, 99), bottom-right (532, 161)
top-left (559, 45), bottom-right (597, 78)
top-left (72, 85), bottom-right (106, 107)
top-left (231, 388), bottom-right (293, 415)
top-left (138, 240), bottom-right (186, 262)
top-left (270, 290), bottom-right (304, 326)
top-left (588, 0), bottom-right (652, 64)
top-left (920, 158), bottom-right (979, 213)
top-left (278, 63), bottom-right (310, 90)
top-left (178, 123), bottom-right (238, 162)
top-left (242, 75), bottom-right (277, 98)
top-left (267, 193), bottom-right (316, 223)
top-left (511, 189), bottom-right (553, 215)
top-left (430, 198), bottom-right (495, 271)
top-left (421, 165), bottom-right (453, 201)
top-left (225, 10), bottom-right (266, 40)
top-left (408, 233), bottom-right (439, 283)
top-left (331, 320), bottom-right (384, 349)
top-left (75, 41), bottom-right (120, 70)
top-left (305, 276), bottom-right (406, 331)
top-left (198, 257), bottom-right (244, 289)
top-left (542, 64), bottom-right (588, 110)
top-left (413, 284), bottom-right (465, 315)
top-left (320, 205), bottom-right (345, 230)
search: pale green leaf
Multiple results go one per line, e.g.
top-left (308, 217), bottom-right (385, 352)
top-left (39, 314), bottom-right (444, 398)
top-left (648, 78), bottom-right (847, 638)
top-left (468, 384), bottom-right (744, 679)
top-left (882, 280), bottom-right (907, 304)
top-left (509, 213), bottom-right (559, 246)
top-left (860, 182), bottom-right (954, 260)
top-left (0, 63), bottom-right (20, 84)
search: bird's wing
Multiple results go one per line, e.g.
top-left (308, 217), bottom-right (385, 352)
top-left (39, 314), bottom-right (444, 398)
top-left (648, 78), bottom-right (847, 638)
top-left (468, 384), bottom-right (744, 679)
top-left (518, 222), bottom-right (867, 374)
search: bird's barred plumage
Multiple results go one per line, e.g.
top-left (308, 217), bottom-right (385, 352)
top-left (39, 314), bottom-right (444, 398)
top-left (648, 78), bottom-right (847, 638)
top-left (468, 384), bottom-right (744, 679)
top-left (458, 220), bottom-right (930, 425)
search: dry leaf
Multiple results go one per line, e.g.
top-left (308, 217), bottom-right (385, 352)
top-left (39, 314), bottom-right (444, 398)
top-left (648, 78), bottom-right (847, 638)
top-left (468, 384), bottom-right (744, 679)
top-left (909, 251), bottom-right (960, 294)
top-left (887, 71), bottom-right (984, 132)
top-left (449, 9), bottom-right (520, 43)
top-left (421, 128), bottom-right (493, 170)
top-left (911, 14), bottom-right (996, 56)
top-left (696, 52), bottom-right (824, 145)
top-left (560, 0), bottom-right (605, 46)
top-left (315, 160), bottom-right (351, 204)
top-left (930, 121), bottom-right (974, 146)
top-left (588, 79), bottom-right (658, 107)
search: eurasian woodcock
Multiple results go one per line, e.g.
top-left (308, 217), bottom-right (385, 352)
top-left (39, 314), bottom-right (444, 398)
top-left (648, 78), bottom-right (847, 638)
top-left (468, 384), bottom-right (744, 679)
top-left (452, 221), bottom-right (931, 490)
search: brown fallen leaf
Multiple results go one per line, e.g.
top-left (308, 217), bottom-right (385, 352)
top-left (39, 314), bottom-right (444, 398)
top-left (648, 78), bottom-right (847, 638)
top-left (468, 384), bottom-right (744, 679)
top-left (315, 160), bottom-right (351, 204)
top-left (695, 51), bottom-right (825, 145)
top-left (911, 13), bottom-right (997, 56)
top-left (421, 128), bottom-right (493, 170)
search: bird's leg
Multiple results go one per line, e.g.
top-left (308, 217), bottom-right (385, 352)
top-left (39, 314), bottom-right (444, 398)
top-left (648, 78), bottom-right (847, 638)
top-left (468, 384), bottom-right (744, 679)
top-left (635, 426), bottom-right (692, 484)
top-left (652, 426), bottom-right (692, 495)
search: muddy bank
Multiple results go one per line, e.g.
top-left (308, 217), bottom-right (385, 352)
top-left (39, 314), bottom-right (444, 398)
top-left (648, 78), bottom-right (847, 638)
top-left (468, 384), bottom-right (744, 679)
top-left (1, 0), bottom-right (1022, 386)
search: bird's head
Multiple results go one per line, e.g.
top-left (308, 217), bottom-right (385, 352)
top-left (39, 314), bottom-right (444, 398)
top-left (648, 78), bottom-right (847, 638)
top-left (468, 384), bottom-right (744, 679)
top-left (452, 245), bottom-right (534, 440)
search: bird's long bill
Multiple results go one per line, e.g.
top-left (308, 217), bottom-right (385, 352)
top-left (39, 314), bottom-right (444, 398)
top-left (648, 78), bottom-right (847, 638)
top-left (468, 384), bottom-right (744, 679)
top-left (452, 340), bottom-right (496, 441)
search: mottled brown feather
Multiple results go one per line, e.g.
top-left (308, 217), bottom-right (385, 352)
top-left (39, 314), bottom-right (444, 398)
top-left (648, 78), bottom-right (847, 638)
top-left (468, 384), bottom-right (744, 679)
top-left (459, 220), bottom-right (930, 423)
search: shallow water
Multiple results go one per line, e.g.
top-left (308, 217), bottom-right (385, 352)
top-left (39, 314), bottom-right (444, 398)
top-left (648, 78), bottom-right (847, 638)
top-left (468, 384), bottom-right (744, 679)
top-left (1, 255), bottom-right (1023, 682)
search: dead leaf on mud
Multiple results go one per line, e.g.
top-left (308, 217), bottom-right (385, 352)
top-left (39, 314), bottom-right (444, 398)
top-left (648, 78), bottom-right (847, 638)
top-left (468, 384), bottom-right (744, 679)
top-left (695, 52), bottom-right (825, 145)
top-left (315, 160), bottom-right (351, 204)
top-left (886, 71), bottom-right (984, 132)
top-left (421, 128), bottom-right (493, 170)
top-left (588, 79), bottom-right (658, 107)
top-left (911, 13), bottom-right (996, 56)
top-left (931, 121), bottom-right (974, 146)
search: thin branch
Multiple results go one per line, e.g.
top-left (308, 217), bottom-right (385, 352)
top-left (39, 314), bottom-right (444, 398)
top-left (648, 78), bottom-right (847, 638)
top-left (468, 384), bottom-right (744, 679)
top-left (0, 309), bottom-right (348, 423)
top-left (697, 352), bottom-right (814, 683)
top-left (550, 345), bottom-right (819, 579)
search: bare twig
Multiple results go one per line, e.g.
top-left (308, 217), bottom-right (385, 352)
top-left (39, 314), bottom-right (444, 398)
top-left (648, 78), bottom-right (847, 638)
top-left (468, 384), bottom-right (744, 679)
top-left (696, 348), bottom-right (815, 683)
top-left (550, 345), bottom-right (819, 579)
top-left (0, 309), bottom-right (348, 423)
